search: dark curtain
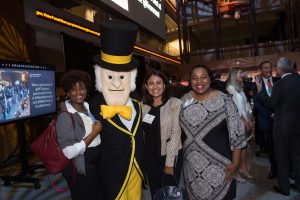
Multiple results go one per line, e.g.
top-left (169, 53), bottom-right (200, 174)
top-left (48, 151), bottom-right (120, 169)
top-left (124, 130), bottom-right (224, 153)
top-left (62, 33), bottom-right (100, 95)
top-left (133, 55), bottom-right (146, 95)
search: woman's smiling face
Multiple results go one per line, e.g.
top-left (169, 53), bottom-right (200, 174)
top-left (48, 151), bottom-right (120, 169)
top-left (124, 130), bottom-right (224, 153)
top-left (145, 75), bottom-right (165, 99)
top-left (67, 82), bottom-right (87, 105)
top-left (191, 67), bottom-right (211, 96)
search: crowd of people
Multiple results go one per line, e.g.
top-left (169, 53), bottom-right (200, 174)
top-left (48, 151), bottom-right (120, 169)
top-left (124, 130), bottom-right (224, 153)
top-left (0, 81), bottom-right (30, 120)
top-left (51, 19), bottom-right (300, 200)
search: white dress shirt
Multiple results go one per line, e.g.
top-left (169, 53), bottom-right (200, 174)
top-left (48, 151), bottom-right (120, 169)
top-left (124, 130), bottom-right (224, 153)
top-left (262, 77), bottom-right (273, 97)
top-left (118, 98), bottom-right (136, 131)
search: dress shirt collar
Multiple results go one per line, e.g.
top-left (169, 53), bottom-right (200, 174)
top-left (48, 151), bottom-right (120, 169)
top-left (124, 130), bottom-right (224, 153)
top-left (65, 100), bottom-right (89, 115)
top-left (281, 73), bottom-right (292, 78)
top-left (262, 77), bottom-right (273, 85)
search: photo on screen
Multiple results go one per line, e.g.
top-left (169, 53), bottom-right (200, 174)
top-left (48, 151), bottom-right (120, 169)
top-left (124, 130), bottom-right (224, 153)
top-left (0, 60), bottom-right (56, 124)
top-left (0, 70), bottom-right (30, 120)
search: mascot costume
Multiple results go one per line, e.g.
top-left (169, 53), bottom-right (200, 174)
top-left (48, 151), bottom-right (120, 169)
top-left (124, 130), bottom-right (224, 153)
top-left (89, 19), bottom-right (145, 200)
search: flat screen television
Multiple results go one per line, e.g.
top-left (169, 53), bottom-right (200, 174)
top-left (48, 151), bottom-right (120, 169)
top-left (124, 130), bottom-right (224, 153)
top-left (0, 60), bottom-right (56, 124)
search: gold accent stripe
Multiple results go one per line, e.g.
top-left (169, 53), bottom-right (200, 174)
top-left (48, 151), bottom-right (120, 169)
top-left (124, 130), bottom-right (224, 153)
top-left (116, 137), bottom-right (135, 200)
top-left (134, 46), bottom-right (181, 64)
top-left (36, 10), bottom-right (100, 37)
top-left (107, 118), bottom-right (133, 136)
top-left (104, 98), bottom-right (142, 200)
top-left (134, 158), bottom-right (145, 181)
top-left (101, 51), bottom-right (132, 64)
top-left (166, 0), bottom-right (177, 13)
top-left (131, 99), bottom-right (141, 137)
top-left (35, 11), bottom-right (181, 65)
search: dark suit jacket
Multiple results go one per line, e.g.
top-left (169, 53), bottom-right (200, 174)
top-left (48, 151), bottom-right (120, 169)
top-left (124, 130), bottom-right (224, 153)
top-left (89, 92), bottom-right (145, 199)
top-left (213, 79), bottom-right (227, 94)
top-left (257, 74), bottom-right (300, 136)
top-left (254, 77), bottom-right (279, 130)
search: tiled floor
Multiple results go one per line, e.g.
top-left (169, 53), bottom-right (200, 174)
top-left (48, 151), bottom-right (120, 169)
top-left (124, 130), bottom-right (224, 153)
top-left (0, 145), bottom-right (300, 200)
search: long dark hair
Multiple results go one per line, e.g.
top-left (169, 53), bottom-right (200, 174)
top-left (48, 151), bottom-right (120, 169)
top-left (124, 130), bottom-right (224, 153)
top-left (142, 70), bottom-right (172, 105)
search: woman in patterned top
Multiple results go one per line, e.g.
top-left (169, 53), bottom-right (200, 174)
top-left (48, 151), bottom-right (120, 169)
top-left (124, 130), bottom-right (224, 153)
top-left (142, 70), bottom-right (182, 198)
top-left (180, 65), bottom-right (247, 200)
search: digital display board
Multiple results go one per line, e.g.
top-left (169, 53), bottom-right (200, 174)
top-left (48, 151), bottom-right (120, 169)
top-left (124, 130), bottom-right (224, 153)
top-left (100, 0), bottom-right (166, 40)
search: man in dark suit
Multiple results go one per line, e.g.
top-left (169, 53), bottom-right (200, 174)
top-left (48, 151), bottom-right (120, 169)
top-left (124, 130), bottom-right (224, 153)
top-left (256, 57), bottom-right (300, 196)
top-left (253, 61), bottom-right (279, 180)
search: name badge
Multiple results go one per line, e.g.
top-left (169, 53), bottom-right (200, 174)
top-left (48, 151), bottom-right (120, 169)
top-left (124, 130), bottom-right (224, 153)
top-left (143, 114), bottom-right (155, 124)
top-left (183, 98), bottom-right (194, 108)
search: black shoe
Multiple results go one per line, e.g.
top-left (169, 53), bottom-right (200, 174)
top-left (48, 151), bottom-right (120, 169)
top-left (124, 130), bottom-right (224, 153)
top-left (273, 185), bottom-right (290, 196)
top-left (291, 184), bottom-right (300, 192)
top-left (268, 172), bottom-right (277, 179)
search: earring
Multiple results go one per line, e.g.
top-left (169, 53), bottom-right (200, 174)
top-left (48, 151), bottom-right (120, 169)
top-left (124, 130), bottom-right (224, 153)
top-left (65, 95), bottom-right (70, 100)
top-left (85, 94), bottom-right (90, 99)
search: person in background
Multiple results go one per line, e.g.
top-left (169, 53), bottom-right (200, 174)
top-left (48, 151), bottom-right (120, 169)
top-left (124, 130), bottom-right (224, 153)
top-left (242, 75), bottom-right (256, 103)
top-left (169, 75), bottom-right (189, 98)
top-left (213, 72), bottom-right (227, 93)
top-left (226, 67), bottom-right (254, 182)
top-left (142, 70), bottom-right (182, 198)
top-left (256, 57), bottom-right (300, 196)
top-left (293, 62), bottom-right (298, 74)
top-left (56, 70), bottom-right (103, 200)
top-left (180, 64), bottom-right (247, 200)
top-left (253, 61), bottom-right (279, 180)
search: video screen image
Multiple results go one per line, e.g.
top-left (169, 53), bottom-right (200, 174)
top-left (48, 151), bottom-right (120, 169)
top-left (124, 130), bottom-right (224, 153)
top-left (0, 61), bottom-right (56, 124)
top-left (0, 70), bottom-right (30, 120)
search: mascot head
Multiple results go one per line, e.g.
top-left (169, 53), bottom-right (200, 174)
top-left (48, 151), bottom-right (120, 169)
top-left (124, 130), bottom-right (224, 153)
top-left (93, 20), bottom-right (138, 106)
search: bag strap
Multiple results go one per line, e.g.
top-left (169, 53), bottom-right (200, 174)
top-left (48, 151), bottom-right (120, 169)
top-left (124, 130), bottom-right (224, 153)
top-left (48, 111), bottom-right (77, 192)
top-left (161, 174), bottom-right (179, 187)
top-left (49, 160), bottom-right (77, 192)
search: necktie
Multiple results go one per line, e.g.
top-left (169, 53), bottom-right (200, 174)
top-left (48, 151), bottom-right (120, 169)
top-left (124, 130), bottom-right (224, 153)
top-left (267, 79), bottom-right (272, 96)
top-left (100, 105), bottom-right (132, 120)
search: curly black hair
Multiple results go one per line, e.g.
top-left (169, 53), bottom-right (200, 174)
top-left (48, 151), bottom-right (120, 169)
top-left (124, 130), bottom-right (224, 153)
top-left (61, 70), bottom-right (92, 93)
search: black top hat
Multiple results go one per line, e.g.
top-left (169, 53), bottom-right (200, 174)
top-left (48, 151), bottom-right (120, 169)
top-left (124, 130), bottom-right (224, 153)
top-left (93, 20), bottom-right (139, 71)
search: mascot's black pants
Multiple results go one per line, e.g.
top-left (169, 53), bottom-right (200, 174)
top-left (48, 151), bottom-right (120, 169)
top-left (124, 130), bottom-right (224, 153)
top-left (63, 146), bottom-right (105, 200)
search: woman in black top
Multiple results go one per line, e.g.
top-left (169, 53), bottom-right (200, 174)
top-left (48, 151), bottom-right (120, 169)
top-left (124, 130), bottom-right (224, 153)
top-left (142, 70), bottom-right (182, 198)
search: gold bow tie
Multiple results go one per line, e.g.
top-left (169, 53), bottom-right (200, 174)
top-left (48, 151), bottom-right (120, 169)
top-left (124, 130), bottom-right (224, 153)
top-left (101, 105), bottom-right (132, 120)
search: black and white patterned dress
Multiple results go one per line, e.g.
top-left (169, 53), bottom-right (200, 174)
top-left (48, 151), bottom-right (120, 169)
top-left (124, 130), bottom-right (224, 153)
top-left (180, 91), bottom-right (246, 200)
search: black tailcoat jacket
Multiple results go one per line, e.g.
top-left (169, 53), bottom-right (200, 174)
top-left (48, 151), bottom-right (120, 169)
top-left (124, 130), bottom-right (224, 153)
top-left (89, 92), bottom-right (145, 200)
